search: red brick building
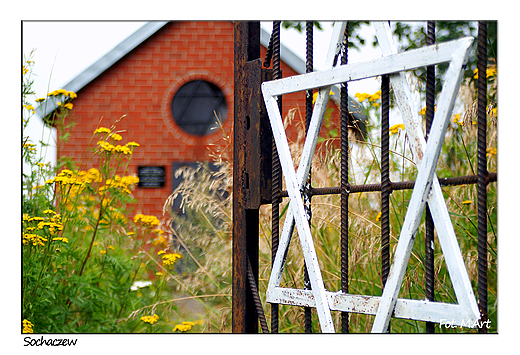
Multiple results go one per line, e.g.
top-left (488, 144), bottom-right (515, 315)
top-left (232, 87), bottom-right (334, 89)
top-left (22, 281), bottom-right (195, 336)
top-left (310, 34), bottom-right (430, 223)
top-left (38, 21), bottom-right (362, 219)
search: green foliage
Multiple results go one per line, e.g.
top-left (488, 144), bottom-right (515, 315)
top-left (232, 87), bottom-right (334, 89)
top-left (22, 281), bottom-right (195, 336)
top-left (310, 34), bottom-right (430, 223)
top-left (22, 53), bottom-right (198, 334)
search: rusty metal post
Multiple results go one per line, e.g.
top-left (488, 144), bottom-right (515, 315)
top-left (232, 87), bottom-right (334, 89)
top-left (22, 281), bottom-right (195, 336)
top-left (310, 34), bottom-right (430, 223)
top-left (424, 20), bottom-right (436, 334)
top-left (477, 21), bottom-right (488, 334)
top-left (233, 21), bottom-right (272, 333)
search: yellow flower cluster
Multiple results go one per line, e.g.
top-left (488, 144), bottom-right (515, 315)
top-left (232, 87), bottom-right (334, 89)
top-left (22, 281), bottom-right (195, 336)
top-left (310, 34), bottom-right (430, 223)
top-left (100, 175), bottom-right (139, 194)
top-left (110, 133), bottom-right (122, 141)
top-left (23, 233), bottom-right (48, 247)
top-left (389, 123), bottom-right (405, 136)
top-left (453, 114), bottom-right (463, 126)
top-left (162, 253), bottom-right (182, 266)
top-left (462, 200), bottom-right (472, 205)
top-left (486, 147), bottom-right (497, 157)
top-left (23, 211), bottom-right (64, 246)
top-left (46, 168), bottom-right (102, 196)
top-left (57, 102), bottom-right (74, 109)
top-left (22, 319), bottom-right (34, 333)
top-left (153, 229), bottom-right (169, 249)
top-left (312, 90), bottom-right (335, 104)
top-left (419, 106), bottom-right (436, 116)
top-left (47, 89), bottom-right (78, 99)
top-left (94, 127), bottom-right (111, 134)
top-left (473, 65), bottom-right (497, 79)
top-left (355, 91), bottom-right (381, 106)
top-left (140, 314), bottom-right (159, 324)
top-left (133, 214), bottom-right (160, 228)
top-left (97, 141), bottom-right (134, 155)
top-left (24, 104), bottom-right (36, 114)
top-left (173, 321), bottom-right (195, 332)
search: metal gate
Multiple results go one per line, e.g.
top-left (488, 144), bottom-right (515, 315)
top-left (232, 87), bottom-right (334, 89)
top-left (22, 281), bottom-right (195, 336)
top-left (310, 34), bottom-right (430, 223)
top-left (232, 21), bottom-right (496, 333)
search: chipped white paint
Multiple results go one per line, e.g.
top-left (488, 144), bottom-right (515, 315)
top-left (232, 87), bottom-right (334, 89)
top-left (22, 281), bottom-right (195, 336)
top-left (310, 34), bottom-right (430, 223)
top-left (264, 22), bottom-right (347, 333)
top-left (262, 21), bottom-right (479, 333)
top-left (370, 22), bottom-right (479, 333)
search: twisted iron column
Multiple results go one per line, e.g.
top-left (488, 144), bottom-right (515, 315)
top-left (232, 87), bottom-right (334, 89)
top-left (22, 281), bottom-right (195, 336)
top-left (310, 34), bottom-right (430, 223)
top-left (304, 21), bottom-right (314, 333)
top-left (270, 21), bottom-right (281, 334)
top-left (424, 20), bottom-right (436, 334)
top-left (477, 21), bottom-right (488, 334)
top-left (340, 24), bottom-right (350, 334)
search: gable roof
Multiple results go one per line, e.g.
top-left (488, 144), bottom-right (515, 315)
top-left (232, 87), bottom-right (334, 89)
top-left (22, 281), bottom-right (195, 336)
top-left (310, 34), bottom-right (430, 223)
top-left (36, 21), bottom-right (365, 135)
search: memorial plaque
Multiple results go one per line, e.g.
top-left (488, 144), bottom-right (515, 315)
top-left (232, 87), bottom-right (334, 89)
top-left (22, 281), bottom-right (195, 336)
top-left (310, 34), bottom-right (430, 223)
top-left (138, 166), bottom-right (166, 188)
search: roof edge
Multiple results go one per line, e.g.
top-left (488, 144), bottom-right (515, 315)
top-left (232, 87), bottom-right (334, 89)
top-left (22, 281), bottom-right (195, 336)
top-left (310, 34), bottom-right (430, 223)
top-left (37, 21), bottom-right (168, 118)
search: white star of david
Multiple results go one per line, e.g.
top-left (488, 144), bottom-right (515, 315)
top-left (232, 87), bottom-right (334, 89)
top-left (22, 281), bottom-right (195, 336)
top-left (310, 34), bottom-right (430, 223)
top-left (261, 21), bottom-right (480, 333)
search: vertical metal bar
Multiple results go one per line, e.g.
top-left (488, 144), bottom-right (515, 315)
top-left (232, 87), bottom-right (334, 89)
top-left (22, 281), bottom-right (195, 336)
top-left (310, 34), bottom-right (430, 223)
top-left (424, 20), bottom-right (436, 334)
top-left (232, 21), bottom-right (261, 333)
top-left (381, 74), bottom-right (391, 290)
top-left (270, 20), bottom-right (281, 334)
top-left (340, 23), bottom-right (350, 334)
top-left (247, 256), bottom-right (269, 333)
top-left (477, 21), bottom-right (488, 333)
top-left (303, 20), bottom-right (313, 334)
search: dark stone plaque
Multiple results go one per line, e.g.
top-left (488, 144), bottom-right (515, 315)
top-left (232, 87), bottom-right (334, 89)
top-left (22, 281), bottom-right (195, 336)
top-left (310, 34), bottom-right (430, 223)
top-left (138, 166), bottom-right (166, 188)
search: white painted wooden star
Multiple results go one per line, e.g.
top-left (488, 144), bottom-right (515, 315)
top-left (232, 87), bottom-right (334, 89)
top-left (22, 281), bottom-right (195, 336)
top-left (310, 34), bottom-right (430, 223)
top-left (261, 21), bottom-right (480, 333)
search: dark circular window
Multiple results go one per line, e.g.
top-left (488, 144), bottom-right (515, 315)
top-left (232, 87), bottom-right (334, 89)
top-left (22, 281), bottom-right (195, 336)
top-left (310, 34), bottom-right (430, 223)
top-left (171, 80), bottom-right (227, 136)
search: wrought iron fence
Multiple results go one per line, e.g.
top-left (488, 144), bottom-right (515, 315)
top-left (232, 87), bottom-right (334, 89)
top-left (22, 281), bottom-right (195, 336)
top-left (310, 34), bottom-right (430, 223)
top-left (232, 21), bottom-right (497, 333)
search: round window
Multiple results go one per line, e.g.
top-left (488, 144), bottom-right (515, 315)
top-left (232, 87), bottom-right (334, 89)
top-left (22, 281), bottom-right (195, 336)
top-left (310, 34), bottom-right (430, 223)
top-left (171, 80), bottom-right (227, 136)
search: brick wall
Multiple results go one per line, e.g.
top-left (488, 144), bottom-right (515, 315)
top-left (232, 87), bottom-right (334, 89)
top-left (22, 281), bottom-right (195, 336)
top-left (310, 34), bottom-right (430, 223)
top-left (58, 21), bottom-right (341, 220)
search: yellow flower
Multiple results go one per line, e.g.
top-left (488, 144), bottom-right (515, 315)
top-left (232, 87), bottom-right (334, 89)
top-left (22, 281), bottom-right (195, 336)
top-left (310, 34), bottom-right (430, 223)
top-left (162, 253), bottom-right (182, 266)
top-left (126, 141), bottom-right (140, 147)
top-left (375, 212), bottom-right (382, 222)
top-left (140, 314), bottom-right (160, 324)
top-left (63, 103), bottom-right (73, 110)
top-left (453, 114), bottom-right (463, 126)
top-left (173, 321), bottom-right (195, 332)
top-left (22, 319), bottom-right (34, 333)
top-left (312, 90), bottom-right (335, 104)
top-left (462, 200), bottom-right (472, 205)
top-left (389, 123), bottom-right (405, 136)
top-left (94, 127), bottom-right (111, 134)
top-left (53, 237), bottom-right (69, 243)
top-left (108, 245), bottom-right (115, 250)
top-left (100, 250), bottom-right (107, 254)
top-left (156, 272), bottom-right (163, 277)
top-left (134, 214), bottom-right (160, 227)
top-left (473, 66), bottom-right (497, 80)
top-left (157, 250), bottom-right (166, 255)
top-left (57, 102), bottom-right (62, 106)
top-left (486, 147), bottom-right (497, 157)
top-left (110, 133), bottom-right (122, 141)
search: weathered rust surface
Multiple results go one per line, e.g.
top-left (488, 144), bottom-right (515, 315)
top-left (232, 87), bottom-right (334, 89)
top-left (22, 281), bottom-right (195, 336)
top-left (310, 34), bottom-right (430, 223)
top-left (233, 21), bottom-right (272, 334)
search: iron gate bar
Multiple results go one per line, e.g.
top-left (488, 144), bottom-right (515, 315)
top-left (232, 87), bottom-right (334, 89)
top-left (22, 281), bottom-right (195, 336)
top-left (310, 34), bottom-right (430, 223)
top-left (234, 21), bottom-right (496, 333)
top-left (278, 173), bottom-right (497, 198)
top-left (340, 23), bottom-right (350, 334)
top-left (425, 20), bottom-right (436, 334)
top-left (477, 21), bottom-right (488, 334)
top-left (304, 20), bottom-right (313, 334)
top-left (372, 22), bottom-right (478, 332)
top-left (270, 20), bottom-right (281, 334)
top-left (381, 74), bottom-right (391, 289)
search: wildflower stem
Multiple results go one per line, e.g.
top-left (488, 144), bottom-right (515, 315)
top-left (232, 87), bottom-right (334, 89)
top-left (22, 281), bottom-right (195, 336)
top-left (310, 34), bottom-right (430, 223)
top-left (78, 200), bottom-right (104, 277)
